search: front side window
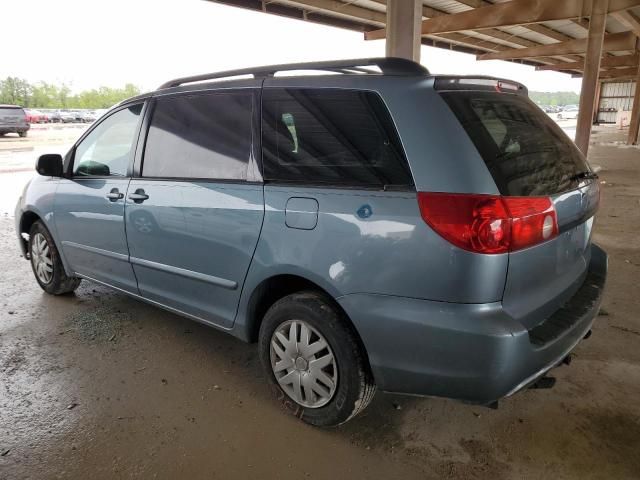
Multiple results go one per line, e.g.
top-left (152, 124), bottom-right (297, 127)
top-left (261, 88), bottom-right (413, 188)
top-left (73, 104), bottom-right (142, 176)
top-left (142, 91), bottom-right (253, 180)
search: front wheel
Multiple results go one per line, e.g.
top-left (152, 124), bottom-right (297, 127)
top-left (259, 291), bottom-right (376, 426)
top-left (29, 221), bottom-right (81, 295)
top-left (18, 131), bottom-right (27, 138)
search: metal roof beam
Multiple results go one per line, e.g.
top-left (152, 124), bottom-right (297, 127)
top-left (365, 0), bottom-right (580, 64)
top-left (598, 66), bottom-right (640, 76)
top-left (535, 53), bottom-right (639, 70)
top-left (477, 31), bottom-right (637, 60)
top-left (453, 0), bottom-right (587, 40)
top-left (573, 66), bottom-right (638, 78)
top-left (274, 0), bottom-right (385, 25)
top-left (611, 9), bottom-right (640, 36)
top-left (366, 0), bottom-right (640, 38)
top-left (368, 0), bottom-right (554, 49)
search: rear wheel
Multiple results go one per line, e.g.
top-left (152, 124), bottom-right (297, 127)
top-left (259, 291), bottom-right (376, 426)
top-left (18, 131), bottom-right (27, 138)
top-left (29, 221), bottom-right (80, 295)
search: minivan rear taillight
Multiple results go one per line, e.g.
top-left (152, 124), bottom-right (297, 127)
top-left (417, 192), bottom-right (558, 254)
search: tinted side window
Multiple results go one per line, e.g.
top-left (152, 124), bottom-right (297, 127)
top-left (73, 104), bottom-right (142, 176)
top-left (262, 89), bottom-right (413, 188)
top-left (142, 91), bottom-right (253, 180)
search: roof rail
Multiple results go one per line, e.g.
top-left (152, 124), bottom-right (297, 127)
top-left (158, 57), bottom-right (429, 89)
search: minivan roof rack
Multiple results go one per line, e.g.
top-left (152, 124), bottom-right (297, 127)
top-left (159, 57), bottom-right (429, 89)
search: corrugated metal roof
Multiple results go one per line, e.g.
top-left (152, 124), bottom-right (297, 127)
top-left (497, 25), bottom-right (560, 45)
top-left (209, 0), bottom-right (640, 75)
top-left (542, 20), bottom-right (588, 38)
top-left (424, 0), bottom-right (470, 14)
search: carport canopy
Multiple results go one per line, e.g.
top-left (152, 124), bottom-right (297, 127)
top-left (208, 0), bottom-right (640, 153)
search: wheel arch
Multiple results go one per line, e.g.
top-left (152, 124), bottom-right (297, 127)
top-left (17, 210), bottom-right (43, 257)
top-left (18, 209), bottom-right (73, 276)
top-left (242, 274), bottom-right (371, 374)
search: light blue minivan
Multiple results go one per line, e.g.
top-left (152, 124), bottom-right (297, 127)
top-left (15, 58), bottom-right (607, 426)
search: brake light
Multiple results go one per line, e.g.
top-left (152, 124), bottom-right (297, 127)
top-left (417, 192), bottom-right (558, 254)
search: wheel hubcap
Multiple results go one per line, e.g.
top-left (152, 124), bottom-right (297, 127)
top-left (270, 320), bottom-right (338, 408)
top-left (31, 233), bottom-right (53, 284)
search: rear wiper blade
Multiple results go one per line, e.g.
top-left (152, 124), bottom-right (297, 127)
top-left (570, 171), bottom-right (599, 182)
top-left (383, 184), bottom-right (414, 191)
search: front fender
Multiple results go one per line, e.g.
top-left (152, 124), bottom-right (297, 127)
top-left (16, 176), bottom-right (72, 276)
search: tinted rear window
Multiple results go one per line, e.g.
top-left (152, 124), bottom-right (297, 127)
top-left (440, 91), bottom-right (589, 196)
top-left (262, 88), bottom-right (413, 189)
top-left (143, 91), bottom-right (253, 180)
top-left (0, 107), bottom-right (25, 116)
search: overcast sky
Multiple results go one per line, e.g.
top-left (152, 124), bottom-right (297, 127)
top-left (2, 0), bottom-right (582, 94)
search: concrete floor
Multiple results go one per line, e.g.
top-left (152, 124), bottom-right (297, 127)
top-left (1, 126), bottom-right (639, 480)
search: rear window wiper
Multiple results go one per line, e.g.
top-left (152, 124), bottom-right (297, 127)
top-left (570, 171), bottom-right (599, 182)
top-left (383, 183), bottom-right (414, 191)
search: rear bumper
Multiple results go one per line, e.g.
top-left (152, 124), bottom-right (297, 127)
top-left (0, 124), bottom-right (29, 133)
top-left (337, 243), bottom-right (607, 404)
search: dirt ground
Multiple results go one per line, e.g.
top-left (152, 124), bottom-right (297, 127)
top-left (1, 125), bottom-right (639, 480)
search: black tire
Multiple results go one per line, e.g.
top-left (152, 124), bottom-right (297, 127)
top-left (18, 131), bottom-right (27, 138)
top-left (259, 291), bottom-right (376, 427)
top-left (28, 221), bottom-right (81, 295)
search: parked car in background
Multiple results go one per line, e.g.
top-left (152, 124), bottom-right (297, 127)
top-left (558, 106), bottom-right (580, 119)
top-left (15, 58), bottom-right (607, 427)
top-left (80, 111), bottom-right (98, 123)
top-left (46, 110), bottom-right (63, 123)
top-left (24, 109), bottom-right (46, 124)
top-left (69, 110), bottom-right (82, 123)
top-left (0, 105), bottom-right (30, 137)
top-left (57, 110), bottom-right (76, 123)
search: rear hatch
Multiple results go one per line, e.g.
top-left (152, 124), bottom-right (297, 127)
top-left (437, 79), bottom-right (599, 329)
top-left (0, 106), bottom-right (27, 126)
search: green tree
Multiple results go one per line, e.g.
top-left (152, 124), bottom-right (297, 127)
top-left (0, 77), bottom-right (141, 109)
top-left (529, 91), bottom-right (580, 107)
top-left (0, 77), bottom-right (33, 106)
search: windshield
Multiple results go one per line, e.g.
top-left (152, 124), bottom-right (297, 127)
top-left (440, 91), bottom-right (590, 196)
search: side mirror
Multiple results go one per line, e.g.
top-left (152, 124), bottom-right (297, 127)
top-left (36, 154), bottom-right (64, 177)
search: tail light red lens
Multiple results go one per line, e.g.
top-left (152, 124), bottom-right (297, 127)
top-left (417, 192), bottom-right (558, 254)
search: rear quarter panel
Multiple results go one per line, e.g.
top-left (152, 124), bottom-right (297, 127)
top-left (233, 75), bottom-right (511, 337)
top-left (233, 185), bottom-right (508, 338)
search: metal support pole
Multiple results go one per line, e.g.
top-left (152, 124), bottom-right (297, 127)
top-left (627, 65), bottom-right (640, 144)
top-left (593, 80), bottom-right (602, 124)
top-left (385, 0), bottom-right (422, 62)
top-left (575, 0), bottom-right (609, 155)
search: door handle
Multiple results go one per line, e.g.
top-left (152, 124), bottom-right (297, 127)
top-left (128, 189), bottom-right (149, 203)
top-left (106, 188), bottom-right (124, 201)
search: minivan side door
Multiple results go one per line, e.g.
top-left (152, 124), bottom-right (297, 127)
top-left (125, 88), bottom-right (264, 328)
top-left (54, 103), bottom-right (144, 292)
